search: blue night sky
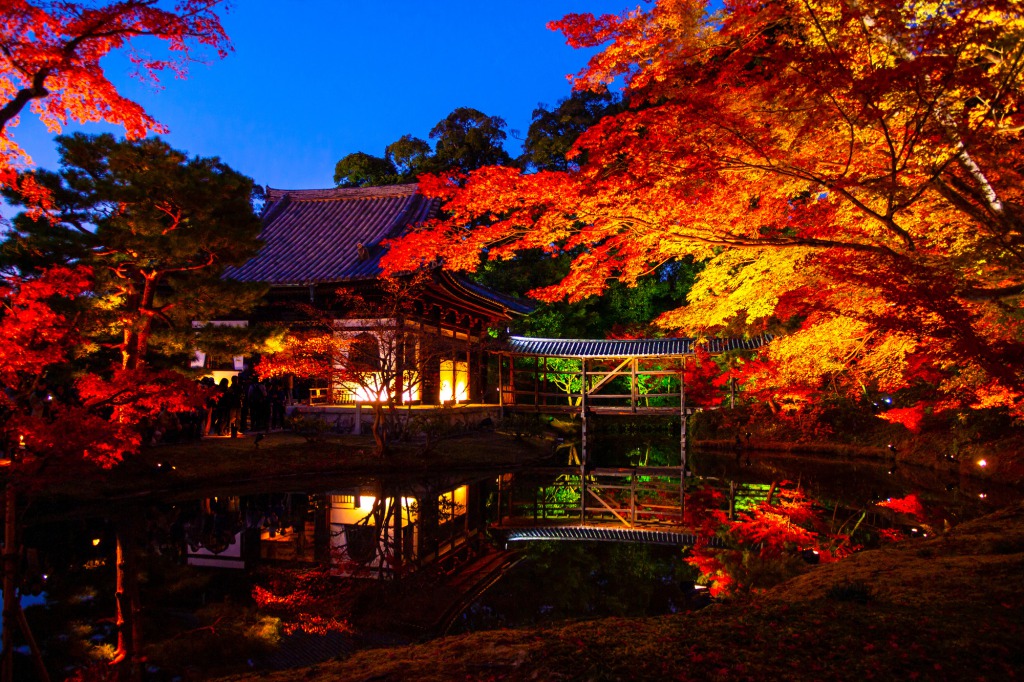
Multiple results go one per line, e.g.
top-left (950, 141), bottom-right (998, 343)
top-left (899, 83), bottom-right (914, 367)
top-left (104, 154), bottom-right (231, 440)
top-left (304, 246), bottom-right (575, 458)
top-left (8, 0), bottom-right (636, 194)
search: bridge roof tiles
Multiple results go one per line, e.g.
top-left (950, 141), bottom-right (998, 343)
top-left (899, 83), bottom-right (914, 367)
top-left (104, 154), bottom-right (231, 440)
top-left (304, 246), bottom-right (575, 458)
top-left (504, 334), bottom-right (772, 358)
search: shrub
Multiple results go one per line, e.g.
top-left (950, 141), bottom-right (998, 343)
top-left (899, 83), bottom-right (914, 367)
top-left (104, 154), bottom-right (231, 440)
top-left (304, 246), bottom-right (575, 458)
top-left (286, 414), bottom-right (330, 443)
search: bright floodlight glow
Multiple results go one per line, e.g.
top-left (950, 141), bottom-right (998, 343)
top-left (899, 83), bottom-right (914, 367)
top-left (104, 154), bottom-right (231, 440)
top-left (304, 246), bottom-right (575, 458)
top-left (977, 459), bottom-right (987, 468)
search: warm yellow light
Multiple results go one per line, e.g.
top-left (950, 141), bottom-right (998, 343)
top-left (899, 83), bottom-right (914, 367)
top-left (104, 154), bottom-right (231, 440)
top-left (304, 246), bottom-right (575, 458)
top-left (977, 459), bottom-right (988, 468)
top-left (340, 373), bottom-right (420, 403)
top-left (91, 538), bottom-right (101, 547)
top-left (440, 361), bottom-right (468, 403)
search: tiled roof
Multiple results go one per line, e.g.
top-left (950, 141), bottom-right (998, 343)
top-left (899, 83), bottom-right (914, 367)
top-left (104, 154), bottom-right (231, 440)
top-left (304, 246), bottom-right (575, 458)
top-left (503, 334), bottom-right (773, 358)
top-left (449, 275), bottom-right (536, 315)
top-left (224, 184), bottom-right (439, 285)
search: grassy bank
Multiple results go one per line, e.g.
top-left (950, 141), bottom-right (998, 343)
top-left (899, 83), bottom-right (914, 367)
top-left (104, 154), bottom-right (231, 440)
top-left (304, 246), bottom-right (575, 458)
top-left (217, 502), bottom-right (1024, 681)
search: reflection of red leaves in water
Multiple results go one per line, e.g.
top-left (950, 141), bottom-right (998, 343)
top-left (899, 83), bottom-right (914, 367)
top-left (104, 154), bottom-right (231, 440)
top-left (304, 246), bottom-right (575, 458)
top-left (252, 569), bottom-right (353, 636)
top-left (878, 528), bottom-right (907, 544)
top-left (684, 486), bottom-right (856, 596)
top-left (877, 494), bottom-right (925, 521)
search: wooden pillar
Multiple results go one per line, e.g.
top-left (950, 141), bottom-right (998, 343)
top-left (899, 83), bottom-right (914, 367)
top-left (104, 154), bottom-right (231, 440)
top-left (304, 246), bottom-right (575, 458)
top-left (630, 472), bottom-right (637, 526)
top-left (418, 322), bottom-right (429, 405)
top-left (631, 358), bottom-right (638, 413)
top-left (680, 360), bottom-right (688, 516)
top-left (465, 346), bottom-right (472, 404)
top-left (509, 356), bottom-right (515, 405)
top-left (542, 357), bottom-right (548, 408)
top-left (436, 309), bottom-right (444, 406)
top-left (395, 325), bottom-right (405, 406)
top-left (498, 354), bottom-right (505, 418)
top-left (580, 358), bottom-right (588, 524)
top-left (534, 356), bottom-right (540, 407)
top-left (729, 481), bottom-right (737, 520)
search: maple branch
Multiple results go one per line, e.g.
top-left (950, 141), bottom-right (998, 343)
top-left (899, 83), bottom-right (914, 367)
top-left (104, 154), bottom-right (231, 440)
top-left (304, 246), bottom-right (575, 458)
top-left (670, 228), bottom-right (897, 256)
top-left (715, 149), bottom-right (916, 252)
top-left (849, 0), bottom-right (1009, 226)
top-left (929, 176), bottom-right (1017, 252)
top-left (800, 0), bottom-right (839, 55)
top-left (0, 68), bottom-right (50, 133)
top-left (961, 283), bottom-right (1024, 302)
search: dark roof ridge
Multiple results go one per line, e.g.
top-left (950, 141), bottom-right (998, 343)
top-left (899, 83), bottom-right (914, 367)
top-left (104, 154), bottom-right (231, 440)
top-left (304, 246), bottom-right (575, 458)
top-left (265, 184), bottom-right (421, 203)
top-left (502, 334), bottom-right (775, 358)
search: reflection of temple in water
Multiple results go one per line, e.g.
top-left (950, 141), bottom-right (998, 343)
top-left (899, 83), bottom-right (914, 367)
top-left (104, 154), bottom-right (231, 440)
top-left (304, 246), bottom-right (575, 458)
top-left (183, 477), bottom-right (489, 576)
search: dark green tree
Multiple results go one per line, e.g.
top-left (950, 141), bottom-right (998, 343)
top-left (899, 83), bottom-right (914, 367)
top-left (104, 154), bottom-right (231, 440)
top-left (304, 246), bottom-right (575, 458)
top-left (1, 133), bottom-right (266, 371)
top-left (385, 134), bottom-right (433, 179)
top-left (428, 107), bottom-right (512, 171)
top-left (518, 90), bottom-right (623, 172)
top-left (333, 151), bottom-right (399, 188)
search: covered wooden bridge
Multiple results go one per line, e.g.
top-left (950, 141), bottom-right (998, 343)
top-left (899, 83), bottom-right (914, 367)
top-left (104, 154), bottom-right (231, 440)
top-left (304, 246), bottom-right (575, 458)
top-left (496, 334), bottom-right (772, 459)
top-left (491, 334), bottom-right (773, 535)
top-left (496, 335), bottom-right (772, 415)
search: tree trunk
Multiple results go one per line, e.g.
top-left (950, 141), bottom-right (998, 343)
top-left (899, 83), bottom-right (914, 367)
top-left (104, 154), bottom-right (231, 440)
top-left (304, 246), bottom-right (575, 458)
top-left (112, 278), bottom-right (158, 679)
top-left (371, 405), bottom-right (388, 457)
top-left (112, 517), bottom-right (141, 681)
top-left (2, 484), bottom-right (18, 682)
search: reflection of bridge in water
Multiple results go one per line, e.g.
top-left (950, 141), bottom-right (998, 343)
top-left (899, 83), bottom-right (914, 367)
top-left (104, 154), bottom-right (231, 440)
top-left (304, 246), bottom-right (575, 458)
top-left (491, 466), bottom-right (767, 546)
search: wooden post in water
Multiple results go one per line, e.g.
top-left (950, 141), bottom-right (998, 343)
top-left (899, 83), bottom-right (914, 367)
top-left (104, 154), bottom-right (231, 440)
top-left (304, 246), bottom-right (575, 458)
top-left (680, 361), bottom-right (688, 516)
top-left (580, 358), bottom-right (588, 524)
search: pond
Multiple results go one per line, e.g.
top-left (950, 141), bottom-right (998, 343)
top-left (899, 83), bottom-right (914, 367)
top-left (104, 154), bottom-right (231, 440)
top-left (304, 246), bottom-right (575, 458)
top-left (10, 438), bottom-right (1016, 679)
top-left (449, 541), bottom-right (704, 635)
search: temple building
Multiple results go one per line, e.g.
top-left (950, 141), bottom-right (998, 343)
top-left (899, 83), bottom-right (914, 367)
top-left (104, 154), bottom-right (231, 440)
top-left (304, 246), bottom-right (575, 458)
top-left (215, 184), bottom-right (530, 406)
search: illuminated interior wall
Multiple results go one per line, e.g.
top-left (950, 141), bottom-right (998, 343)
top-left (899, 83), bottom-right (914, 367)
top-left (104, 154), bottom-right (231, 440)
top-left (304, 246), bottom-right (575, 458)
top-left (335, 372), bottom-right (420, 403)
top-left (439, 360), bottom-right (469, 403)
